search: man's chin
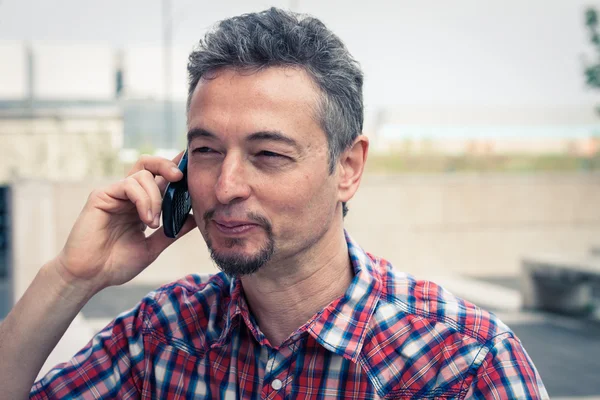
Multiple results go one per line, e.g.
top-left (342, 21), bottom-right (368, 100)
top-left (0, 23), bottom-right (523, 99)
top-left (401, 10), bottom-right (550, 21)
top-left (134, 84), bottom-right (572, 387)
top-left (208, 239), bottom-right (275, 277)
top-left (204, 217), bottom-right (275, 276)
top-left (210, 250), bottom-right (269, 277)
top-left (208, 234), bottom-right (259, 253)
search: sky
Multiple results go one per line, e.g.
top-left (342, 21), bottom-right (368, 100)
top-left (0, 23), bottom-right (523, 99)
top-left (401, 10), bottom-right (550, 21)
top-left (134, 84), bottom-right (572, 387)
top-left (1, 0), bottom-right (600, 111)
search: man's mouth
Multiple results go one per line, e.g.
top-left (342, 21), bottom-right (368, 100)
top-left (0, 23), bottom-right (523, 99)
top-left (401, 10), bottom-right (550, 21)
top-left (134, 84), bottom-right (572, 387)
top-left (212, 219), bottom-right (260, 234)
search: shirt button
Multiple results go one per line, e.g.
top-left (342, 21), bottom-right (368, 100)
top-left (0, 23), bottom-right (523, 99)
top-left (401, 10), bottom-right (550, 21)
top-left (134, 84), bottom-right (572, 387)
top-left (271, 378), bottom-right (283, 390)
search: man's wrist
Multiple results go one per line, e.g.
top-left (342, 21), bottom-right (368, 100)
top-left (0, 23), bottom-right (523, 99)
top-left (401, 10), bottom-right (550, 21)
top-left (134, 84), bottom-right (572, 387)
top-left (41, 258), bottom-right (101, 308)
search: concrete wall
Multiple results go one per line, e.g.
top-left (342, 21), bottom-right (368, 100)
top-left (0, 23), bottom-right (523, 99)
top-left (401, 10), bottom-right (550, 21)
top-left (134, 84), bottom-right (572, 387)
top-left (7, 173), bottom-right (600, 304)
top-left (11, 181), bottom-right (56, 301)
top-left (345, 174), bottom-right (600, 277)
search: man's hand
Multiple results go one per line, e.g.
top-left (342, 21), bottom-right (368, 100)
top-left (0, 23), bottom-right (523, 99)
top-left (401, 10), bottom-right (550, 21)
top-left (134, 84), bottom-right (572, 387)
top-left (0, 152), bottom-right (199, 399)
top-left (54, 152), bottom-right (197, 294)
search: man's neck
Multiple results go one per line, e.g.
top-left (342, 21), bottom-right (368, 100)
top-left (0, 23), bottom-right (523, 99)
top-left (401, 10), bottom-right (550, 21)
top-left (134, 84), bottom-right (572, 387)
top-left (240, 229), bottom-right (354, 348)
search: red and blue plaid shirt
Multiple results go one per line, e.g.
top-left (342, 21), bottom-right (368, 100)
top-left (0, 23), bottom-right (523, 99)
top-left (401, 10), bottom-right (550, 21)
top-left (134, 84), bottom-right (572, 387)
top-left (31, 233), bottom-right (548, 399)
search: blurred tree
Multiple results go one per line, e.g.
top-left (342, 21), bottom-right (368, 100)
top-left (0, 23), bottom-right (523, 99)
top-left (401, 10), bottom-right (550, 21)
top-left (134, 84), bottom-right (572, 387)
top-left (115, 68), bottom-right (124, 98)
top-left (585, 9), bottom-right (600, 86)
top-left (584, 8), bottom-right (600, 94)
top-left (583, 9), bottom-right (600, 164)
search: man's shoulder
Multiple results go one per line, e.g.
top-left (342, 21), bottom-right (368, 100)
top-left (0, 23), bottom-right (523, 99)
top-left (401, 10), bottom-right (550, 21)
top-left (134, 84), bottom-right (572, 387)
top-left (136, 272), bottom-right (234, 350)
top-left (372, 258), bottom-right (512, 345)
top-left (361, 256), bottom-right (521, 396)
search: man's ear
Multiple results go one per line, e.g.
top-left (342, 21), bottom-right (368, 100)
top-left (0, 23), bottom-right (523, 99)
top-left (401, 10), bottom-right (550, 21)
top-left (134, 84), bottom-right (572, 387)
top-left (337, 135), bottom-right (369, 203)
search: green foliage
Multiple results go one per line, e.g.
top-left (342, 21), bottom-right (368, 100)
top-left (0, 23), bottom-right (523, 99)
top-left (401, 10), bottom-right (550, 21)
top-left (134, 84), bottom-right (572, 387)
top-left (584, 8), bottom-right (600, 89)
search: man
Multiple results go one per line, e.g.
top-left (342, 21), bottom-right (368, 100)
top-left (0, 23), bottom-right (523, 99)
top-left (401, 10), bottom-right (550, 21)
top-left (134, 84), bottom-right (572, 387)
top-left (0, 7), bottom-right (548, 399)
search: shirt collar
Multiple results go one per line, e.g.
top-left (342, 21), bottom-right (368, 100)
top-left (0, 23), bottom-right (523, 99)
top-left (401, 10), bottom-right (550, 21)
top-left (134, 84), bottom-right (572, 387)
top-left (212, 230), bottom-right (383, 361)
top-left (213, 274), bottom-right (270, 348)
top-left (305, 231), bottom-right (382, 363)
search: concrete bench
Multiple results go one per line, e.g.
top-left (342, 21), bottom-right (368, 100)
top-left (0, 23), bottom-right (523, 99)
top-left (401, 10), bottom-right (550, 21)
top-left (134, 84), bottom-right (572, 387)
top-left (521, 254), bottom-right (600, 315)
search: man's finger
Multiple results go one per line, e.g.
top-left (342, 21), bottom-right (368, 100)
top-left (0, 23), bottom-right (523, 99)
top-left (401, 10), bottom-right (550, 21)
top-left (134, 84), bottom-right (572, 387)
top-left (156, 150), bottom-right (186, 195)
top-left (104, 177), bottom-right (155, 225)
top-left (127, 154), bottom-right (184, 183)
top-left (133, 170), bottom-right (164, 228)
top-left (155, 175), bottom-right (169, 196)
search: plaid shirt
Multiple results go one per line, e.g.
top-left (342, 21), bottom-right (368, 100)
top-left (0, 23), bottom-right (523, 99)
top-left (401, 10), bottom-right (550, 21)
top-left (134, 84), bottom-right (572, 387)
top-left (31, 233), bottom-right (548, 399)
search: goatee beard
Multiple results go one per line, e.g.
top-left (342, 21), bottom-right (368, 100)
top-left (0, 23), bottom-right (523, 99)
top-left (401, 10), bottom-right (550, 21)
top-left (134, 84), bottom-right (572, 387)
top-left (204, 210), bottom-right (275, 277)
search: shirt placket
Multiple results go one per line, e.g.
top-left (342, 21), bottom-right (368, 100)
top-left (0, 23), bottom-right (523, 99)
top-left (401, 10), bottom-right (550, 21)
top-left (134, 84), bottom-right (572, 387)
top-left (260, 341), bottom-right (299, 400)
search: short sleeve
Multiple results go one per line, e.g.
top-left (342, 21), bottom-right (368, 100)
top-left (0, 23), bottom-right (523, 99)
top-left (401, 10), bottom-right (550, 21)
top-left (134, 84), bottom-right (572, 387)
top-left (464, 335), bottom-right (549, 400)
top-left (30, 298), bottom-right (149, 400)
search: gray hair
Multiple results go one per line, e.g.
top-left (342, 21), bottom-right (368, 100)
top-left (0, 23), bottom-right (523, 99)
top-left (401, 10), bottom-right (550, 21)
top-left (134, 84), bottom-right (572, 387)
top-left (187, 7), bottom-right (364, 216)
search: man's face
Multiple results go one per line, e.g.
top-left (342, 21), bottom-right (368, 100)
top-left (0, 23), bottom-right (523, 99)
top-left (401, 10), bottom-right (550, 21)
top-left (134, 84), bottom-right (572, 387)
top-left (187, 66), bottom-right (341, 276)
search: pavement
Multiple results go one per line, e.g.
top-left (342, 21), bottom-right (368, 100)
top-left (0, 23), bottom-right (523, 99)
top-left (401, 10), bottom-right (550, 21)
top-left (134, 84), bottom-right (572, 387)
top-left (2, 273), bottom-right (597, 397)
top-left (499, 311), bottom-right (600, 398)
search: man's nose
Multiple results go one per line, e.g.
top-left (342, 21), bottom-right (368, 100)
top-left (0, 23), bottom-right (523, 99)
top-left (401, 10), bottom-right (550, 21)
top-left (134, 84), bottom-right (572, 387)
top-left (214, 153), bottom-right (251, 205)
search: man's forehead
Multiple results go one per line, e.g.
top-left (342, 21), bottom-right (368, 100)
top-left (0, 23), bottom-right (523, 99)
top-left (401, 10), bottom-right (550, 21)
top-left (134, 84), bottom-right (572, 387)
top-left (189, 66), bottom-right (320, 110)
top-left (187, 66), bottom-right (324, 142)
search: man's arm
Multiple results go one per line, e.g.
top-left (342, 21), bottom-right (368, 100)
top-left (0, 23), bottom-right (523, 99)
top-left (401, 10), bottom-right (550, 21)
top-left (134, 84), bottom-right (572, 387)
top-left (28, 278), bottom-right (149, 399)
top-left (465, 335), bottom-right (549, 399)
top-left (0, 153), bottom-right (196, 399)
top-left (0, 259), bottom-right (94, 400)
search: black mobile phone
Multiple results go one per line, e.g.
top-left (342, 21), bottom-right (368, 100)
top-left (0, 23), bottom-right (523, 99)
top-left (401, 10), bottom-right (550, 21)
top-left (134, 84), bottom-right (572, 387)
top-left (162, 150), bottom-right (192, 238)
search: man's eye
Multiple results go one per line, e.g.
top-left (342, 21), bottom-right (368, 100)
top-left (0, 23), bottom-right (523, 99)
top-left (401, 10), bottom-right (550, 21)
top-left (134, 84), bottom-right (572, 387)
top-left (257, 150), bottom-right (283, 158)
top-left (194, 147), bottom-right (216, 154)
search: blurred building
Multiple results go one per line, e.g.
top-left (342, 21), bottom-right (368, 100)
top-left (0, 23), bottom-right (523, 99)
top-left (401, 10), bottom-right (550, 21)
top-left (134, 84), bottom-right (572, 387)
top-left (0, 104), bottom-right (123, 182)
top-left (372, 106), bottom-right (600, 156)
top-left (2, 37), bottom-right (600, 183)
top-left (0, 40), bottom-right (190, 174)
top-left (121, 99), bottom-right (186, 151)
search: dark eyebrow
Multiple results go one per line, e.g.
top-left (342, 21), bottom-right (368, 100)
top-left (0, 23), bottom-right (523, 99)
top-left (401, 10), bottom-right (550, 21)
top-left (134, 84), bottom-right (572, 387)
top-left (187, 128), bottom-right (216, 144)
top-left (187, 128), bottom-right (301, 151)
top-left (247, 131), bottom-right (300, 150)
